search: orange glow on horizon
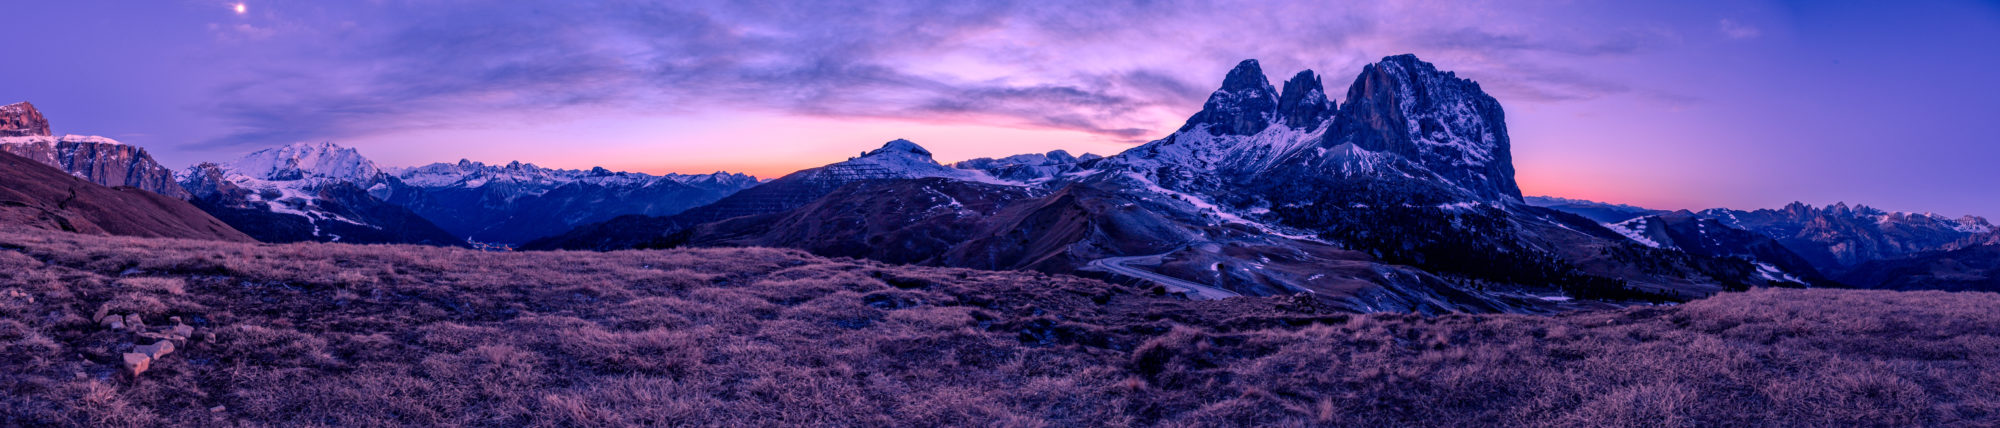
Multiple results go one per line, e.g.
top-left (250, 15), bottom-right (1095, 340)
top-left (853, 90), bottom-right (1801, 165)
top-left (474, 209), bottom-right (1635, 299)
top-left (344, 111), bottom-right (1155, 181)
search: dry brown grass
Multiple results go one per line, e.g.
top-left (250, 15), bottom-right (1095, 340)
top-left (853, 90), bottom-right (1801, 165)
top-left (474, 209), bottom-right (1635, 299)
top-left (1, 229), bottom-right (1997, 427)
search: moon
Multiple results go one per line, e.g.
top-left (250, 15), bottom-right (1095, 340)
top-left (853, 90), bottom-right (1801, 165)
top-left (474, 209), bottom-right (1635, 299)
top-left (233, 3), bottom-right (246, 14)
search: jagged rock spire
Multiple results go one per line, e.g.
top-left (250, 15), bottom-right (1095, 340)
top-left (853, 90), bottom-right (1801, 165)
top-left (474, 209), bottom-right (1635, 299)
top-left (1179, 59), bottom-right (1279, 136)
top-left (1319, 54), bottom-right (1521, 201)
top-left (1276, 70), bottom-right (1334, 130)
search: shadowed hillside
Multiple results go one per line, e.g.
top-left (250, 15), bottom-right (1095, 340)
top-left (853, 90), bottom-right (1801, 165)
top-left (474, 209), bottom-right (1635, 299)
top-left (0, 151), bottom-right (251, 242)
top-left (1, 229), bottom-right (1997, 426)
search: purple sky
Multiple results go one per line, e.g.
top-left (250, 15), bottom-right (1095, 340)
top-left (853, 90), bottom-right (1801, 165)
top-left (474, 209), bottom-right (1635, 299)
top-left (5, 1), bottom-right (1997, 217)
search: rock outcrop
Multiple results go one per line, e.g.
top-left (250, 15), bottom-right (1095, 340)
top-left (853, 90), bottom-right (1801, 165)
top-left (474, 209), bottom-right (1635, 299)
top-left (1178, 60), bottom-right (1281, 136)
top-left (0, 135), bottom-right (192, 199)
top-left (0, 102), bottom-right (192, 199)
top-left (0, 101), bottom-right (51, 136)
top-left (1290, 54), bottom-right (1521, 202)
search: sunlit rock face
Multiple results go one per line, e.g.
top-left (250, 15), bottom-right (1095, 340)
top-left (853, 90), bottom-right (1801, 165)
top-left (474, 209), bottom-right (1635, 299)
top-left (0, 101), bottom-right (51, 137)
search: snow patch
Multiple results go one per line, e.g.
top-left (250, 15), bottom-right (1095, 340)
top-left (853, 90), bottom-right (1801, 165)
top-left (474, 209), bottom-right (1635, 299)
top-left (1604, 219), bottom-right (1663, 248)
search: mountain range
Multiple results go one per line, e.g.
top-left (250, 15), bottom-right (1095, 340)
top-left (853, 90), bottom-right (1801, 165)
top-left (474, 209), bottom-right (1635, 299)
top-left (527, 55), bottom-right (1827, 312)
top-left (5, 54), bottom-right (1994, 312)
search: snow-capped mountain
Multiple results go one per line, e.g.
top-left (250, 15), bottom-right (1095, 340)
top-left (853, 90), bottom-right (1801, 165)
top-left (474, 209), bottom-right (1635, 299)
top-left (0, 101), bottom-right (190, 199)
top-left (537, 54), bottom-right (1766, 313)
top-left (800, 139), bottom-right (1009, 185)
top-left (391, 159), bottom-right (757, 195)
top-left (1262, 54), bottom-right (1520, 203)
top-left (1695, 202), bottom-right (1994, 273)
top-left (222, 141), bottom-right (387, 187)
top-left (383, 159), bottom-right (761, 244)
top-left (953, 150), bottom-right (1101, 184)
top-left (180, 142), bottom-right (461, 246)
top-left (1102, 61), bottom-right (1332, 194)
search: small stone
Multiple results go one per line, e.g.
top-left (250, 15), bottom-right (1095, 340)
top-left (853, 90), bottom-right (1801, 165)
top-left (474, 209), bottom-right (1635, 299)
top-left (123, 314), bottom-right (146, 331)
top-left (169, 316), bottom-right (183, 324)
top-left (121, 353), bottom-right (151, 376)
top-left (135, 340), bottom-right (174, 359)
top-left (107, 319), bottom-right (126, 330)
top-left (73, 371), bottom-right (87, 380)
top-left (210, 405), bottom-right (226, 413)
top-left (92, 307), bottom-right (111, 323)
top-left (171, 325), bottom-right (195, 340)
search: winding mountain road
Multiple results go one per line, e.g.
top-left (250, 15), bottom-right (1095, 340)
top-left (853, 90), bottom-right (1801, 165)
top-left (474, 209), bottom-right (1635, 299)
top-left (1086, 251), bottom-right (1241, 300)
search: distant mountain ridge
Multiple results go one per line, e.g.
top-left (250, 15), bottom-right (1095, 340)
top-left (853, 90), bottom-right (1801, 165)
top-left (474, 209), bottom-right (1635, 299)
top-left (168, 140), bottom-right (765, 247)
top-left (385, 158), bottom-right (760, 244)
top-left (1695, 202), bottom-right (1991, 272)
top-left (1534, 196), bottom-right (1998, 288)
top-left (1524, 195), bottom-right (1665, 223)
top-left (523, 139), bottom-right (1011, 250)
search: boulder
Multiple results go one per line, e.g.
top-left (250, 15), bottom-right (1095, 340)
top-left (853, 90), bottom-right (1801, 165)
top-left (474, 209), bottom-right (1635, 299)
top-left (135, 340), bottom-right (174, 358)
top-left (121, 352), bottom-right (151, 376)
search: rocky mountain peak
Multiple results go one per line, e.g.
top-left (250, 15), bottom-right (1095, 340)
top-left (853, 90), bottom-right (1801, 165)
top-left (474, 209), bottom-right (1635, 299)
top-left (1, 101), bottom-right (52, 137)
top-left (1277, 70), bottom-right (1334, 130)
top-left (227, 141), bottom-right (384, 183)
top-left (1314, 53), bottom-right (1520, 201)
top-left (1178, 59), bottom-right (1279, 136)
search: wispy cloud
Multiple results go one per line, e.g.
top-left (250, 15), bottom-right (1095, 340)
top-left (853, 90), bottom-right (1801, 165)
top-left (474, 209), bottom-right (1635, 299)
top-left (1719, 19), bottom-right (1763, 39)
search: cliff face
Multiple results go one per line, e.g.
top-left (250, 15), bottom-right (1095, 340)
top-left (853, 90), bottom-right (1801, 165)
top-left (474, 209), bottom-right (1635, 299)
top-left (0, 101), bottom-right (51, 137)
top-left (0, 136), bottom-right (192, 199)
top-left (0, 101), bottom-right (193, 199)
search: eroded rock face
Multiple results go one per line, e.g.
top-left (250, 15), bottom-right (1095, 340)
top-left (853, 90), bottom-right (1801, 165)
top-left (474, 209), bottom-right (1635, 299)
top-left (0, 136), bottom-right (192, 199)
top-left (0, 102), bottom-right (191, 199)
top-left (0, 102), bottom-right (51, 137)
top-left (1179, 60), bottom-right (1280, 136)
top-left (1307, 54), bottom-right (1520, 202)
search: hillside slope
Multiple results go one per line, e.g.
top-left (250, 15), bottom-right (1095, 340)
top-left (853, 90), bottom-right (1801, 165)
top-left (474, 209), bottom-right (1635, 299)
top-left (1, 229), bottom-right (1995, 426)
top-left (0, 151), bottom-right (251, 242)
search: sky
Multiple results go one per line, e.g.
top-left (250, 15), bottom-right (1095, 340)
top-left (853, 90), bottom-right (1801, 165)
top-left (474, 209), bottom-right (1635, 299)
top-left (3, 1), bottom-right (1997, 217)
